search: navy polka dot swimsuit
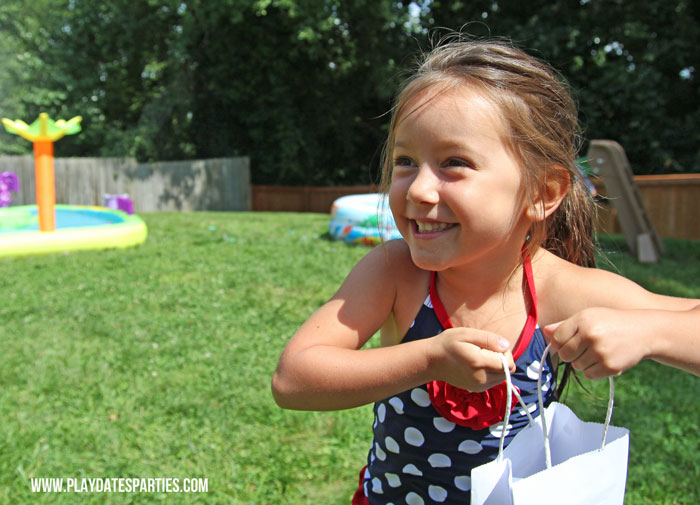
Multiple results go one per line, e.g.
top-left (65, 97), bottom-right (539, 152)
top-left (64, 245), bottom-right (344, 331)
top-left (357, 258), bottom-right (556, 505)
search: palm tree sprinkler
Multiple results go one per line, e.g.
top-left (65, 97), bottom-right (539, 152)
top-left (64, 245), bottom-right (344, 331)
top-left (2, 112), bottom-right (82, 232)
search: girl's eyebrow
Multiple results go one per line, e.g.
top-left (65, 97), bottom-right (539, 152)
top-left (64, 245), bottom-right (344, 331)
top-left (394, 137), bottom-right (476, 154)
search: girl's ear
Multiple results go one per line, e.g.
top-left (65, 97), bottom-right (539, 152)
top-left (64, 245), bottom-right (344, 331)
top-left (526, 166), bottom-right (570, 222)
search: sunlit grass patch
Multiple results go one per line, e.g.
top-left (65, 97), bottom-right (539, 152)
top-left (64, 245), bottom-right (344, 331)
top-left (1, 213), bottom-right (698, 504)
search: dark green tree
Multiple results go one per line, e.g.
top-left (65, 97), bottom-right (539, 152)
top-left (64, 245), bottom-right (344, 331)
top-left (0, 0), bottom-right (415, 185)
top-left (181, 0), bottom-right (414, 184)
top-left (2, 0), bottom-right (697, 180)
top-left (0, 0), bottom-right (191, 159)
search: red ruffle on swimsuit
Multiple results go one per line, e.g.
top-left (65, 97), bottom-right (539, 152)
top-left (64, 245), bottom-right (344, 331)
top-left (426, 250), bottom-right (538, 429)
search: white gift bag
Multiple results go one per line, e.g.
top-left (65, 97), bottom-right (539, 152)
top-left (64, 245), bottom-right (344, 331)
top-left (471, 345), bottom-right (630, 505)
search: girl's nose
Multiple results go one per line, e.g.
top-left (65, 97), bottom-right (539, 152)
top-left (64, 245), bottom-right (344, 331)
top-left (406, 166), bottom-right (440, 206)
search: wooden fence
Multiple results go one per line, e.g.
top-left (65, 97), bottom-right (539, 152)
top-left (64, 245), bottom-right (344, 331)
top-left (593, 174), bottom-right (700, 240)
top-left (0, 156), bottom-right (251, 212)
top-left (252, 184), bottom-right (377, 214)
top-left (3, 155), bottom-right (697, 240)
top-left (253, 176), bottom-right (700, 241)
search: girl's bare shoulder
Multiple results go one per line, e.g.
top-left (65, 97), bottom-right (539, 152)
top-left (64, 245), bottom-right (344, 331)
top-left (337, 239), bottom-right (426, 301)
top-left (367, 240), bottom-right (431, 344)
top-left (532, 251), bottom-right (604, 324)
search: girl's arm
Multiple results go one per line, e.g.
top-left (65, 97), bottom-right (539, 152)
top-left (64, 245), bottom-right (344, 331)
top-left (271, 241), bottom-right (513, 411)
top-left (542, 262), bottom-right (700, 379)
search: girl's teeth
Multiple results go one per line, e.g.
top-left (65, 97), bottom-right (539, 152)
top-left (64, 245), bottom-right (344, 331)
top-left (416, 221), bottom-right (453, 232)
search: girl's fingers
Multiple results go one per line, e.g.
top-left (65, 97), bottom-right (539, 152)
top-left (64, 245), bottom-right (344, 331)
top-left (559, 335), bottom-right (589, 365)
top-left (456, 329), bottom-right (511, 353)
top-left (543, 319), bottom-right (576, 351)
top-left (571, 347), bottom-right (597, 373)
top-left (580, 360), bottom-right (623, 380)
top-left (477, 343), bottom-right (515, 373)
top-left (542, 321), bottom-right (562, 341)
top-left (445, 329), bottom-right (515, 369)
top-left (455, 344), bottom-right (511, 372)
top-left (545, 321), bottom-right (584, 363)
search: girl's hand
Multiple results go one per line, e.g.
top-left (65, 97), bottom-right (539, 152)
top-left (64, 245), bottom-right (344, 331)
top-left (542, 307), bottom-right (651, 380)
top-left (429, 328), bottom-right (515, 392)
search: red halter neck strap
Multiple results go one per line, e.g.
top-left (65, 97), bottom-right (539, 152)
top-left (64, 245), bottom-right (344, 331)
top-left (429, 248), bottom-right (538, 361)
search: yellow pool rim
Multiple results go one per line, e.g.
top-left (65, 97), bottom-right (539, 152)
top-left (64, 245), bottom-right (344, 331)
top-left (0, 205), bottom-right (148, 258)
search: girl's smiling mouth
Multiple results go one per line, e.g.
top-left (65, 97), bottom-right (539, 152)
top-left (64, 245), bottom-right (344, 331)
top-left (413, 219), bottom-right (458, 235)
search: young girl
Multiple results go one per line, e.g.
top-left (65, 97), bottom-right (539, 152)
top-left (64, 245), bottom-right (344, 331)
top-left (272, 38), bottom-right (700, 504)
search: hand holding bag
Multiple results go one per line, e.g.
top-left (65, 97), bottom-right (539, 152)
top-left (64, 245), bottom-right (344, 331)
top-left (471, 345), bottom-right (630, 505)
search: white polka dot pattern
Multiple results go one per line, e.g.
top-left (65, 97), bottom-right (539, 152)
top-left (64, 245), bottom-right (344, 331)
top-left (410, 387), bottom-right (431, 407)
top-left (385, 436), bottom-right (400, 454)
top-left (454, 475), bottom-right (471, 491)
top-left (377, 403), bottom-right (386, 423)
top-left (374, 442), bottom-right (387, 461)
top-left (402, 464), bottom-right (423, 476)
top-left (526, 360), bottom-right (541, 380)
top-left (428, 453), bottom-right (452, 468)
top-left (489, 420), bottom-right (512, 439)
top-left (429, 485), bottom-right (448, 502)
top-left (388, 397), bottom-right (404, 414)
top-left (433, 417), bottom-right (456, 433)
top-left (404, 427), bottom-right (425, 447)
top-left (385, 473), bottom-right (401, 488)
top-left (406, 492), bottom-right (425, 505)
top-left (541, 378), bottom-right (551, 393)
top-left (458, 439), bottom-right (483, 454)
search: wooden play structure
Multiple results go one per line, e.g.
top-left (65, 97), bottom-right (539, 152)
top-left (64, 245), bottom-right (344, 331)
top-left (587, 140), bottom-right (664, 263)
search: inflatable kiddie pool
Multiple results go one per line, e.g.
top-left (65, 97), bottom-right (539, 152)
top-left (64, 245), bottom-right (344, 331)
top-left (0, 204), bottom-right (147, 258)
top-left (329, 193), bottom-right (402, 246)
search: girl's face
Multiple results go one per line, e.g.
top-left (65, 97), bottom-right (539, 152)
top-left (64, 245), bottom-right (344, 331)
top-left (388, 85), bottom-right (532, 273)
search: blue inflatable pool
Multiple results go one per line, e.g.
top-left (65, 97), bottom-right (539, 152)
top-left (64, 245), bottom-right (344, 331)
top-left (0, 204), bottom-right (147, 257)
top-left (328, 193), bottom-right (402, 246)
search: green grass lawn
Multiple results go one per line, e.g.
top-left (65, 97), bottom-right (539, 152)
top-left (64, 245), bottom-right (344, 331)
top-left (0, 212), bottom-right (698, 504)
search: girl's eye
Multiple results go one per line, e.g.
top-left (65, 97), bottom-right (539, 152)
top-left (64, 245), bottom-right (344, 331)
top-left (393, 157), bottom-right (416, 168)
top-left (445, 158), bottom-right (473, 169)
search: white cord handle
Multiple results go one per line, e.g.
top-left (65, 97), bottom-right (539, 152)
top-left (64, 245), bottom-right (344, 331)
top-left (537, 344), bottom-right (615, 468)
top-left (497, 346), bottom-right (615, 467)
top-left (497, 354), bottom-right (535, 461)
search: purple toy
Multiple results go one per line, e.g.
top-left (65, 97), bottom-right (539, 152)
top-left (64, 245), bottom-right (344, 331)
top-left (0, 171), bottom-right (19, 207)
top-left (103, 193), bottom-right (134, 215)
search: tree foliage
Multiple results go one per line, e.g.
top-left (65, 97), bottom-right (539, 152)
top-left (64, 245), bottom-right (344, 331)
top-left (0, 0), bottom-right (698, 183)
top-left (417, 0), bottom-right (700, 174)
top-left (0, 0), bottom-right (414, 185)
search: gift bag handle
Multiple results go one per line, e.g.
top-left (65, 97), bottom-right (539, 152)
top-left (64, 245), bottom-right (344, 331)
top-left (497, 345), bottom-right (615, 468)
top-left (536, 344), bottom-right (615, 468)
top-left (497, 355), bottom-right (535, 460)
